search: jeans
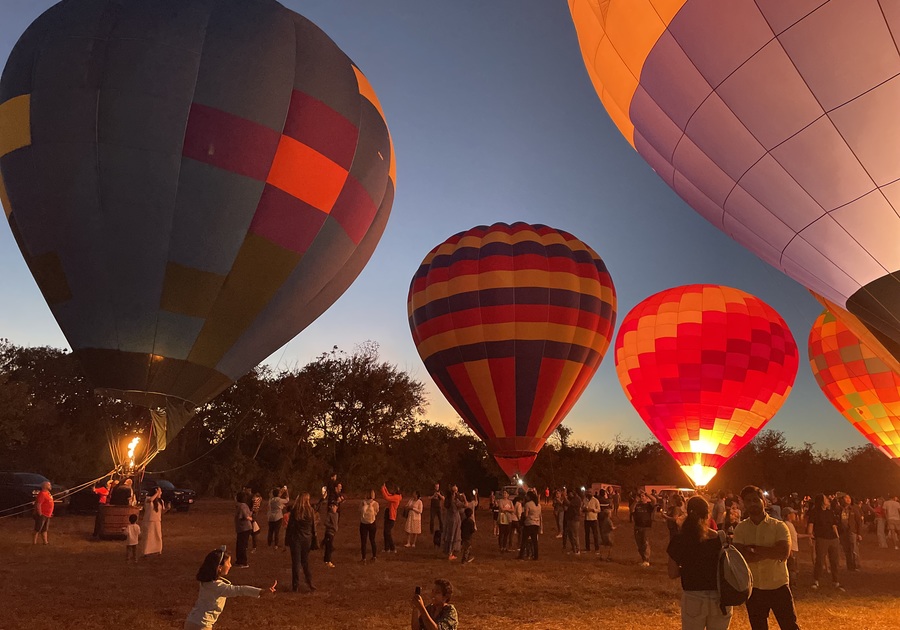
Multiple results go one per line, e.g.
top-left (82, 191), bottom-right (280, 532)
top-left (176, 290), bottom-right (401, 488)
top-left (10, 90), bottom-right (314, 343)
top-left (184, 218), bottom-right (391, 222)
top-left (584, 520), bottom-right (600, 551)
top-left (289, 538), bottom-right (313, 591)
top-left (430, 506), bottom-right (442, 533)
top-left (384, 516), bottom-right (396, 552)
top-left (519, 524), bottom-right (540, 560)
top-left (840, 532), bottom-right (859, 570)
top-left (323, 532), bottom-right (334, 563)
top-left (680, 590), bottom-right (732, 630)
top-left (267, 519), bottom-right (282, 547)
top-left (359, 522), bottom-right (377, 560)
top-left (813, 537), bottom-right (840, 583)
top-left (634, 527), bottom-right (651, 562)
top-left (564, 521), bottom-right (580, 552)
top-left (498, 523), bottom-right (511, 550)
top-left (235, 530), bottom-right (251, 566)
top-left (745, 585), bottom-right (799, 630)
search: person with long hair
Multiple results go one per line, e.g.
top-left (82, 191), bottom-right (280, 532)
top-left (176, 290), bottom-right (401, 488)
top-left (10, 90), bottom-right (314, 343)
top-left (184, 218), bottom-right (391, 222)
top-left (184, 547), bottom-right (276, 629)
top-left (667, 496), bottom-right (732, 629)
top-left (266, 486), bottom-right (289, 550)
top-left (285, 492), bottom-right (317, 593)
top-left (360, 489), bottom-right (379, 562)
top-left (233, 492), bottom-right (253, 568)
top-left (518, 490), bottom-right (542, 560)
top-left (141, 486), bottom-right (166, 558)
top-left (404, 491), bottom-right (423, 548)
top-left (806, 493), bottom-right (841, 590)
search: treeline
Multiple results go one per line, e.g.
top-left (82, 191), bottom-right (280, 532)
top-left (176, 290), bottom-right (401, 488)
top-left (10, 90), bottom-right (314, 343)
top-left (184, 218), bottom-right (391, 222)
top-left (1, 339), bottom-right (898, 499)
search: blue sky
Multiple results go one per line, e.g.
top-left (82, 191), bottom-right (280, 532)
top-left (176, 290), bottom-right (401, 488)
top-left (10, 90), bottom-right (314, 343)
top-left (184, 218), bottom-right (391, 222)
top-left (0, 0), bottom-right (866, 454)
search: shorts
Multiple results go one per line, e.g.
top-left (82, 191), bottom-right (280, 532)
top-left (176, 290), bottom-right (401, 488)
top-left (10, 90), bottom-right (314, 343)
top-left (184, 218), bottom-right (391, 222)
top-left (33, 515), bottom-right (50, 533)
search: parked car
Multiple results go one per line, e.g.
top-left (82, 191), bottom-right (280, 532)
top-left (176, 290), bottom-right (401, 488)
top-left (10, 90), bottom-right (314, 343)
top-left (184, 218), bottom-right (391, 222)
top-left (140, 478), bottom-right (196, 512)
top-left (0, 472), bottom-right (69, 517)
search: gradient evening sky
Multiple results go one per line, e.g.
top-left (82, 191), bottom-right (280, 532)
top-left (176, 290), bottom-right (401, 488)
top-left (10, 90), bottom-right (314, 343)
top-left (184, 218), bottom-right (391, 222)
top-left (0, 0), bottom-right (866, 455)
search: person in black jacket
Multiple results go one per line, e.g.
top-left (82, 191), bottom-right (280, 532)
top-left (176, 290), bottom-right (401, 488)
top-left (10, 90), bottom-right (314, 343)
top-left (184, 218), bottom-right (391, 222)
top-left (285, 492), bottom-right (317, 593)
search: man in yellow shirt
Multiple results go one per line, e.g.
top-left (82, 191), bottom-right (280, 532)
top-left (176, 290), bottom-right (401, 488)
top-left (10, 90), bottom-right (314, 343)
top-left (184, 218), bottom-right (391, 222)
top-left (732, 485), bottom-right (799, 630)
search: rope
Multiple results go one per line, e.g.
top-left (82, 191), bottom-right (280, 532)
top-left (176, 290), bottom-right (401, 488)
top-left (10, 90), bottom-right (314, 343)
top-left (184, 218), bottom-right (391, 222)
top-left (0, 469), bottom-right (116, 520)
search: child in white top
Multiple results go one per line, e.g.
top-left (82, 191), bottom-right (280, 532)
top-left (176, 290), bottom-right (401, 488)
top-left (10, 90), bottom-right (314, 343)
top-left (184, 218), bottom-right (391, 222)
top-left (184, 547), bottom-right (276, 630)
top-left (125, 513), bottom-right (140, 563)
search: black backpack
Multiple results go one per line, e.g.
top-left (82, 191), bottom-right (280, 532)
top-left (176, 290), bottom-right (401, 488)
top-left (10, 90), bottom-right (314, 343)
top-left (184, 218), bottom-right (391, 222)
top-left (717, 530), bottom-right (753, 613)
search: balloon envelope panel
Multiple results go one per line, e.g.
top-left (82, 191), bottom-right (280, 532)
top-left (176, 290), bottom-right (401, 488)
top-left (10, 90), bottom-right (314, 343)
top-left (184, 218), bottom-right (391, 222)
top-left (614, 284), bottom-right (799, 486)
top-left (0, 0), bottom-right (395, 407)
top-left (809, 310), bottom-right (900, 460)
top-left (408, 223), bottom-right (617, 476)
top-left (569, 0), bottom-right (900, 355)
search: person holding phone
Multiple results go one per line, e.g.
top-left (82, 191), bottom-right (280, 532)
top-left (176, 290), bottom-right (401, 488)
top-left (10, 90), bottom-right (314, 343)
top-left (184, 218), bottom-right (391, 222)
top-left (410, 579), bottom-right (458, 630)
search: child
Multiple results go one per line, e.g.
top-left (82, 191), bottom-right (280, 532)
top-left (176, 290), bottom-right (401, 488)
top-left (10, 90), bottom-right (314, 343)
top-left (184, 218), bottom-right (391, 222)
top-left (460, 507), bottom-right (476, 564)
top-left (184, 547), bottom-right (276, 630)
top-left (125, 513), bottom-right (140, 563)
top-left (599, 509), bottom-right (616, 562)
top-left (323, 502), bottom-right (338, 568)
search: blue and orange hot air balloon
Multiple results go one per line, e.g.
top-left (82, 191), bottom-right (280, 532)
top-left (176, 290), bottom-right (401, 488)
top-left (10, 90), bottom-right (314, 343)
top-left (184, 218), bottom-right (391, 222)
top-left (809, 310), bottom-right (900, 462)
top-left (0, 1), bottom-right (394, 427)
top-left (408, 223), bottom-right (617, 477)
top-left (569, 0), bottom-right (900, 362)
top-left (615, 285), bottom-right (799, 486)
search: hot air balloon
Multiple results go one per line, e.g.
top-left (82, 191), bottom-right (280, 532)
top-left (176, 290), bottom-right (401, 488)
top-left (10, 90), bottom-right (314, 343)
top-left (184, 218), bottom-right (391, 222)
top-left (569, 0), bottom-right (900, 361)
top-left (614, 285), bottom-right (799, 486)
top-left (408, 223), bottom-right (616, 478)
top-left (809, 310), bottom-right (900, 462)
top-left (0, 0), bottom-right (395, 444)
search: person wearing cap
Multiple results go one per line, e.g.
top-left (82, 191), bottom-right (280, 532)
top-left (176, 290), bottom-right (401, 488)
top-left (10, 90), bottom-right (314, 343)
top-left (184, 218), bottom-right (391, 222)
top-left (185, 547), bottom-right (276, 629)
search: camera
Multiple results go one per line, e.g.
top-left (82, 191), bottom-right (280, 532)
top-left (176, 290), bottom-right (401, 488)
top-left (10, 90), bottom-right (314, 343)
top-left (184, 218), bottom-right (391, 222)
top-left (415, 586), bottom-right (421, 595)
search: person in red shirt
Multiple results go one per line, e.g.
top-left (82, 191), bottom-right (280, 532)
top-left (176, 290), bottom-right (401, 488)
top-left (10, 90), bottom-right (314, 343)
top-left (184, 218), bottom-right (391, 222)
top-left (381, 483), bottom-right (402, 553)
top-left (33, 481), bottom-right (54, 545)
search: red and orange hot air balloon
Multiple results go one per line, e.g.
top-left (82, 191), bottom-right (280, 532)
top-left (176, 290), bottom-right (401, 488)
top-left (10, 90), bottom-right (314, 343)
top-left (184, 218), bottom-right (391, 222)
top-left (615, 285), bottom-right (798, 487)
top-left (809, 310), bottom-right (900, 462)
top-left (408, 223), bottom-right (617, 478)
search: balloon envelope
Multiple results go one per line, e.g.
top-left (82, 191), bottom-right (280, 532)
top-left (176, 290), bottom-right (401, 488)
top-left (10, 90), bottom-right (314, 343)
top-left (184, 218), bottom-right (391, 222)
top-left (614, 284), bottom-right (799, 486)
top-left (408, 222), bottom-right (617, 477)
top-left (0, 0), bottom-right (395, 409)
top-left (569, 0), bottom-right (900, 359)
top-left (809, 310), bottom-right (900, 461)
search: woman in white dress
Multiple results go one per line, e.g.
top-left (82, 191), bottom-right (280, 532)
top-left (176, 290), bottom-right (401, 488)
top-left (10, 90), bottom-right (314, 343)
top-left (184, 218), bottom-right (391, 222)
top-left (404, 491), bottom-right (423, 547)
top-left (141, 486), bottom-right (166, 557)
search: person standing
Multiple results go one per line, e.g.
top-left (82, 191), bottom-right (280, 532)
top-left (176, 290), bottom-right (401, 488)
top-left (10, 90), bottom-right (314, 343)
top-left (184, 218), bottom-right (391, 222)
top-left (234, 492), bottom-right (253, 568)
top-left (883, 494), bottom-right (900, 549)
top-left (732, 485), bottom-right (798, 630)
top-left (141, 486), bottom-right (166, 558)
top-left (359, 489), bottom-right (379, 563)
top-left (836, 494), bottom-right (862, 571)
top-left (632, 493), bottom-right (654, 567)
top-left (497, 491), bottom-right (514, 553)
top-left (667, 496), bottom-right (732, 630)
top-left (404, 491), bottom-right (423, 548)
top-left (553, 489), bottom-right (565, 538)
top-left (33, 480), bottom-right (54, 545)
top-left (285, 492), bottom-right (317, 593)
top-left (184, 547), bottom-right (276, 630)
top-left (429, 484), bottom-right (444, 536)
top-left (249, 491), bottom-right (263, 552)
top-left (381, 483), bottom-right (402, 554)
top-left (518, 490), bottom-right (542, 561)
top-left (441, 486), bottom-right (465, 561)
top-left (267, 487), bottom-right (289, 550)
top-left (582, 489), bottom-right (601, 553)
top-left (323, 502), bottom-right (339, 568)
top-left (563, 489), bottom-right (582, 554)
top-left (807, 493), bottom-right (842, 591)
top-left (460, 507), bottom-right (476, 564)
top-left (873, 497), bottom-right (888, 549)
top-left (125, 513), bottom-right (141, 563)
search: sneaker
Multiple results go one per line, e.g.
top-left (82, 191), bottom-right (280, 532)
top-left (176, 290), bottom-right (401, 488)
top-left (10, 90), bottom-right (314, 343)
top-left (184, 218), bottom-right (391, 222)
top-left (370, 556), bottom-right (377, 563)
top-left (325, 562), bottom-right (335, 568)
top-left (466, 557), bottom-right (475, 563)
top-left (448, 555), bottom-right (457, 561)
top-left (810, 581), bottom-right (819, 590)
top-left (359, 558), bottom-right (367, 563)
top-left (640, 561), bottom-right (650, 567)
top-left (404, 544), bottom-right (411, 548)
top-left (555, 534), bottom-right (563, 539)
top-left (834, 582), bottom-right (845, 592)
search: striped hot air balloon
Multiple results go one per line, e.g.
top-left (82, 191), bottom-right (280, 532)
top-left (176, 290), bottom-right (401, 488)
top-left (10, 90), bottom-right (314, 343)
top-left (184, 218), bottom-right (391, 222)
top-left (0, 0), bottom-right (394, 416)
top-left (809, 310), bottom-right (900, 462)
top-left (569, 0), bottom-right (900, 363)
top-left (615, 285), bottom-right (799, 487)
top-left (408, 223), bottom-right (617, 478)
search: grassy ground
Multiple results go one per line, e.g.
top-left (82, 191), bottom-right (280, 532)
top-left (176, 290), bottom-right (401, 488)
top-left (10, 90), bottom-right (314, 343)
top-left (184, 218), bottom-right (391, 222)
top-left (1, 499), bottom-right (898, 629)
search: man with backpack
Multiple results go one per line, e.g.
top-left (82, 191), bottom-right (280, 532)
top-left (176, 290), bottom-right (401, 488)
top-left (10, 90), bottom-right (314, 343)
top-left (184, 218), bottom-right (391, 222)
top-left (732, 485), bottom-right (798, 630)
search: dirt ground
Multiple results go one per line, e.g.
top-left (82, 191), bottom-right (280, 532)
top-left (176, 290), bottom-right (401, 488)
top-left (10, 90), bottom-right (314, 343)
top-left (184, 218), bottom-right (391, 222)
top-left (1, 499), bottom-right (898, 630)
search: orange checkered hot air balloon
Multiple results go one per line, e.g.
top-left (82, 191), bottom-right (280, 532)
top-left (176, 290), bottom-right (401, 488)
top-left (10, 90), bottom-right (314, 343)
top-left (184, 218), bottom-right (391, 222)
top-left (614, 285), bottom-right (799, 487)
top-left (408, 223), bottom-right (617, 478)
top-left (569, 0), bottom-right (900, 365)
top-left (809, 310), bottom-right (900, 462)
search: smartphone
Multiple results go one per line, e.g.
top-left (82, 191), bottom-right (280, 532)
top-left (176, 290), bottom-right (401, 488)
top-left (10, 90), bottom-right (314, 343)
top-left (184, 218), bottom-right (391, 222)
top-left (414, 586), bottom-right (421, 595)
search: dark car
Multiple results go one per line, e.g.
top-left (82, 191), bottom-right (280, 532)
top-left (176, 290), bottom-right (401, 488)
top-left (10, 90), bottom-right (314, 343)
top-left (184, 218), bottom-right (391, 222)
top-left (0, 472), bottom-right (69, 517)
top-left (141, 478), bottom-right (196, 512)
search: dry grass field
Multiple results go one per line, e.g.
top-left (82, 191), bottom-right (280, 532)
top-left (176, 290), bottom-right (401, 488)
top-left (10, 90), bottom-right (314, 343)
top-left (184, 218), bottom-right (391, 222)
top-left (1, 499), bottom-right (898, 630)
